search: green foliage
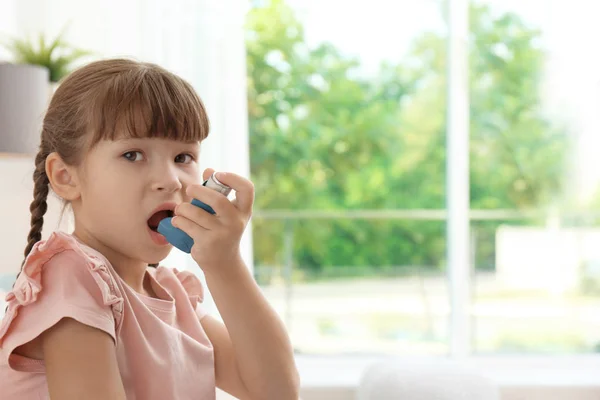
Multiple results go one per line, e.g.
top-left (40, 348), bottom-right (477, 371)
top-left (246, 0), bottom-right (568, 277)
top-left (2, 25), bottom-right (92, 82)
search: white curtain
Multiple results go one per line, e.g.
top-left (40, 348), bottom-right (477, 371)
top-left (2, 0), bottom-right (253, 315)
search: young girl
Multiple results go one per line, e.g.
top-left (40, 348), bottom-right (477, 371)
top-left (0, 58), bottom-right (299, 399)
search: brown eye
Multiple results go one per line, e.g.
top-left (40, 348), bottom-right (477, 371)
top-left (123, 151), bottom-right (143, 161)
top-left (175, 154), bottom-right (194, 164)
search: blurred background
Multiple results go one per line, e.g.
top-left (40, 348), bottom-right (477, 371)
top-left (245, 0), bottom-right (599, 357)
top-left (2, 0), bottom-right (600, 398)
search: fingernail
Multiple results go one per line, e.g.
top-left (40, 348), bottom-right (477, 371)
top-left (171, 216), bottom-right (178, 226)
top-left (215, 172), bottom-right (224, 180)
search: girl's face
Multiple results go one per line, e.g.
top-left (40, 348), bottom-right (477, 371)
top-left (72, 136), bottom-right (201, 266)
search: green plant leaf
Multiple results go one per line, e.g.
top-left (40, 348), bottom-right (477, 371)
top-left (1, 24), bottom-right (92, 82)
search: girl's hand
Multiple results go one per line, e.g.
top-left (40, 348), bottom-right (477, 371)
top-left (171, 168), bottom-right (254, 273)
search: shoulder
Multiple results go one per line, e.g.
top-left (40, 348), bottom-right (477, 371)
top-left (12, 231), bottom-right (121, 304)
top-left (0, 232), bottom-right (124, 348)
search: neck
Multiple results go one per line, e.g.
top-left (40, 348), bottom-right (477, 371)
top-left (71, 227), bottom-right (151, 295)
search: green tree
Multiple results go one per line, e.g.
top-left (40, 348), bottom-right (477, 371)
top-left (246, 0), bottom-right (568, 279)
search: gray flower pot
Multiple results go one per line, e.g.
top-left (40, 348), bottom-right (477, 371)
top-left (0, 63), bottom-right (50, 154)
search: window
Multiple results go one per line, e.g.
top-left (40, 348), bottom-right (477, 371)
top-left (470, 0), bottom-right (600, 355)
top-left (246, 0), bottom-right (600, 358)
top-left (247, 0), bottom-right (449, 355)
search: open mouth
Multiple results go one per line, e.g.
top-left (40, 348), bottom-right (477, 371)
top-left (148, 210), bottom-right (174, 232)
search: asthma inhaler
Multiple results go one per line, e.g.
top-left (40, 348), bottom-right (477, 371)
top-left (157, 172), bottom-right (232, 253)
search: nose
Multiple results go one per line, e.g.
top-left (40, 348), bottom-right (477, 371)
top-left (151, 164), bottom-right (183, 193)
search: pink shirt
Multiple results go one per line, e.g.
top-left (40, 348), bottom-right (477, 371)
top-left (0, 231), bottom-right (215, 399)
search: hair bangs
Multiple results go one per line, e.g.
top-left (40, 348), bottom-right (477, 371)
top-left (88, 65), bottom-right (210, 146)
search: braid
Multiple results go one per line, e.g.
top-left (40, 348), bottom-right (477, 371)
top-left (21, 151), bottom-right (50, 267)
top-left (12, 151), bottom-right (49, 288)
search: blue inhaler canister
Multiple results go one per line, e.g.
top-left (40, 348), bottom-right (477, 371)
top-left (157, 173), bottom-right (232, 253)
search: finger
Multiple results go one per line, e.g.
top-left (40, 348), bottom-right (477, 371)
top-left (171, 215), bottom-right (209, 238)
top-left (185, 184), bottom-right (235, 216)
top-left (213, 172), bottom-right (255, 214)
top-left (175, 202), bottom-right (220, 229)
top-left (202, 168), bottom-right (215, 182)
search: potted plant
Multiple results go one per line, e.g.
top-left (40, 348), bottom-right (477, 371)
top-left (0, 26), bottom-right (92, 153)
top-left (1, 25), bottom-right (93, 87)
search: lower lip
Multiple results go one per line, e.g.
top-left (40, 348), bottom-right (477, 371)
top-left (148, 226), bottom-right (169, 246)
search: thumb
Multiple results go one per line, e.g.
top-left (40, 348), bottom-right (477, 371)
top-left (202, 168), bottom-right (215, 182)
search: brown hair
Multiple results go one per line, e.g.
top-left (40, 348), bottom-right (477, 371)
top-left (19, 58), bottom-right (210, 276)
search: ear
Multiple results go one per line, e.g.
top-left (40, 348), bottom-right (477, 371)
top-left (46, 152), bottom-right (81, 201)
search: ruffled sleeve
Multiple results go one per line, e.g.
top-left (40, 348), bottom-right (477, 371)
top-left (173, 268), bottom-right (209, 320)
top-left (154, 267), bottom-right (209, 320)
top-left (0, 232), bottom-right (124, 372)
